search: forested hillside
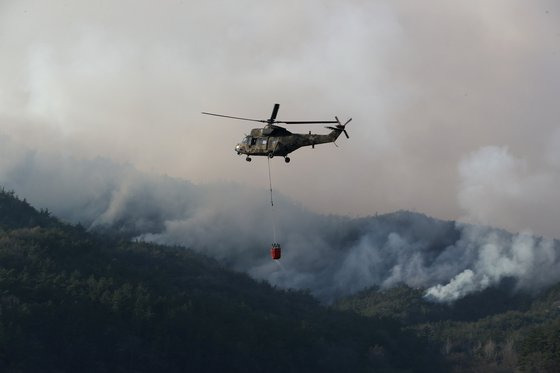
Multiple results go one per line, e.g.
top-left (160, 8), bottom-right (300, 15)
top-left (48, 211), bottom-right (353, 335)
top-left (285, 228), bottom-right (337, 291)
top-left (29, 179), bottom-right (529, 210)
top-left (3, 187), bottom-right (559, 372)
top-left (0, 189), bottom-right (444, 372)
top-left (336, 284), bottom-right (560, 372)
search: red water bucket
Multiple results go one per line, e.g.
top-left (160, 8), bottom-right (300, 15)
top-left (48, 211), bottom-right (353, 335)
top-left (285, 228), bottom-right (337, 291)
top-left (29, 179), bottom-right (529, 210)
top-left (270, 243), bottom-right (281, 260)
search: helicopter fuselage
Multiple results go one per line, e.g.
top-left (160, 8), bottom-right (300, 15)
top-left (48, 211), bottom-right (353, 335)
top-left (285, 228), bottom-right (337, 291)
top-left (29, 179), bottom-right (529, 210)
top-left (235, 125), bottom-right (340, 159)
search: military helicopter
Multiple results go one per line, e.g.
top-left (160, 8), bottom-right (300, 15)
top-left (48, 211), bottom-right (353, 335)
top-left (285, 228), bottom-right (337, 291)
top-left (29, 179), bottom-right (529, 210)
top-left (202, 103), bottom-right (351, 163)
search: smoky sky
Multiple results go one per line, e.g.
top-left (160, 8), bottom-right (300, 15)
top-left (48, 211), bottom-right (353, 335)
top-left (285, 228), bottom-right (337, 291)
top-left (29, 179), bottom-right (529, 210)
top-left (1, 0), bottom-right (560, 238)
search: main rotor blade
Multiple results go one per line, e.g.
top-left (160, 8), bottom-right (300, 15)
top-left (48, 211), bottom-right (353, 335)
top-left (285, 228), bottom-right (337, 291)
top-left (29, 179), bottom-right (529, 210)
top-left (201, 112), bottom-right (266, 123)
top-left (278, 120), bottom-right (339, 124)
top-left (269, 103), bottom-right (280, 123)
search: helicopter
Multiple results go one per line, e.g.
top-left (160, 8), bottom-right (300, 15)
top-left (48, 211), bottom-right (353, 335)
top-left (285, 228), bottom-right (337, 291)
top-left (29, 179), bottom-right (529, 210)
top-left (202, 103), bottom-right (351, 163)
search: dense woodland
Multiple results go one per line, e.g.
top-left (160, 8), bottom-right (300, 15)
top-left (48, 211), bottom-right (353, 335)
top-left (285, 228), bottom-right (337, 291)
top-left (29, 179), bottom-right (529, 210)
top-left (1, 188), bottom-right (559, 372)
top-left (0, 189), bottom-right (443, 372)
top-left (335, 268), bottom-right (560, 371)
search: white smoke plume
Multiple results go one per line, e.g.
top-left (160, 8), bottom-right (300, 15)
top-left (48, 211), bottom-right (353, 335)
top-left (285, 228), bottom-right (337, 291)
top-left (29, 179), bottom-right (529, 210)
top-left (421, 145), bottom-right (560, 302)
top-left (2, 142), bottom-right (560, 303)
top-left (425, 226), bottom-right (560, 302)
top-left (457, 146), bottom-right (560, 237)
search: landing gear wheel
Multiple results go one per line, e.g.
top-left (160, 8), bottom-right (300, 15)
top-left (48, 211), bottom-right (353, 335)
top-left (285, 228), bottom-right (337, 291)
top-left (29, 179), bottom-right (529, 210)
top-left (246, 156), bottom-right (252, 162)
top-left (284, 157), bottom-right (290, 163)
top-left (268, 152), bottom-right (274, 159)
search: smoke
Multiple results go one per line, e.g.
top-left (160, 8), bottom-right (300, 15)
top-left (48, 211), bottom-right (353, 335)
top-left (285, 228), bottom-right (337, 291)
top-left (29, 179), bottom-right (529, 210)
top-left (2, 0), bottom-right (560, 236)
top-left (2, 1), bottom-right (560, 302)
top-left (420, 145), bottom-right (560, 302)
top-left (422, 144), bottom-right (560, 302)
top-left (2, 143), bottom-right (560, 303)
top-left (457, 146), bottom-right (560, 237)
top-left (425, 225), bottom-right (560, 302)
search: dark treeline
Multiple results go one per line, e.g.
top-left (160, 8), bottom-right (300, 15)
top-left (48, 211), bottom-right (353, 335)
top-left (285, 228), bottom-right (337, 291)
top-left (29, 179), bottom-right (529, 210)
top-left (3, 187), bottom-right (560, 372)
top-left (336, 283), bottom-right (560, 372)
top-left (0, 189), bottom-right (444, 372)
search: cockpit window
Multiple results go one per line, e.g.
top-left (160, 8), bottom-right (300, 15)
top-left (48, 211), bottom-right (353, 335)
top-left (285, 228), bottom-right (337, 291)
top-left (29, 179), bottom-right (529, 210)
top-left (242, 136), bottom-right (250, 144)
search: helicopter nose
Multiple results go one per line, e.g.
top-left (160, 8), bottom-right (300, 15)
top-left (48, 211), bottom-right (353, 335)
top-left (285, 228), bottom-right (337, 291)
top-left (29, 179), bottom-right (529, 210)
top-left (235, 144), bottom-right (241, 152)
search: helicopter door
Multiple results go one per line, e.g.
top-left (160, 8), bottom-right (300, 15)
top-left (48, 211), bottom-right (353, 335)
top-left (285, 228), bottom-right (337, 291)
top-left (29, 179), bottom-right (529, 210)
top-left (268, 138), bottom-right (276, 151)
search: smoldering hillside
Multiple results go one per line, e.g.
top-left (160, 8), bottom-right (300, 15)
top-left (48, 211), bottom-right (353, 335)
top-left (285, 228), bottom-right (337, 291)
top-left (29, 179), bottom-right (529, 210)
top-left (2, 147), bottom-right (560, 303)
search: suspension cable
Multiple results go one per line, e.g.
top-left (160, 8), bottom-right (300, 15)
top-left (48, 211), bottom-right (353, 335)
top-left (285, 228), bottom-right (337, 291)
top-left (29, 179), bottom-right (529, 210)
top-left (267, 156), bottom-right (277, 243)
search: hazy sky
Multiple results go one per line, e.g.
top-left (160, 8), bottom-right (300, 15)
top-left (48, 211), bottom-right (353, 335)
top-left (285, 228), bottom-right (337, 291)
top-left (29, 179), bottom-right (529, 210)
top-left (1, 0), bottom-right (560, 237)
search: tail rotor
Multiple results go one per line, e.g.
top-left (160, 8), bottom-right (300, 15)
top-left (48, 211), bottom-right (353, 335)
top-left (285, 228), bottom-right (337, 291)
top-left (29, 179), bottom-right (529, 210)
top-left (326, 116), bottom-right (352, 139)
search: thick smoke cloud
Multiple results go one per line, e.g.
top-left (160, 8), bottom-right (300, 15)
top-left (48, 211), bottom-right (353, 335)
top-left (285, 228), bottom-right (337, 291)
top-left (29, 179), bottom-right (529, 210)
top-left (2, 1), bottom-right (560, 302)
top-left (457, 146), bottom-right (560, 238)
top-left (1, 1), bottom-right (560, 237)
top-left (2, 144), bottom-right (559, 303)
top-left (425, 225), bottom-right (560, 302)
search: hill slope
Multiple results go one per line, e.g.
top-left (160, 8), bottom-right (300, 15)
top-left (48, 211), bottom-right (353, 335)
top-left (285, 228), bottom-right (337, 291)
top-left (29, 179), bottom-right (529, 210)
top-left (335, 283), bottom-right (560, 372)
top-left (0, 189), bottom-right (444, 372)
top-left (0, 188), bottom-right (60, 230)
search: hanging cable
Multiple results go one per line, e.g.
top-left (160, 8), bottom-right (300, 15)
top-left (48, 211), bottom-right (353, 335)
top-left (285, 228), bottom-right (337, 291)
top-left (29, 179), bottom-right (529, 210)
top-left (267, 156), bottom-right (277, 243)
top-left (267, 157), bottom-right (274, 208)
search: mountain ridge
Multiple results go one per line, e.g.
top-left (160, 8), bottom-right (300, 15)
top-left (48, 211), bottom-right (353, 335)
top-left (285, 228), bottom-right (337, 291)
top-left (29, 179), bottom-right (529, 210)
top-left (3, 187), bottom-right (560, 371)
top-left (0, 188), bottom-right (445, 372)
